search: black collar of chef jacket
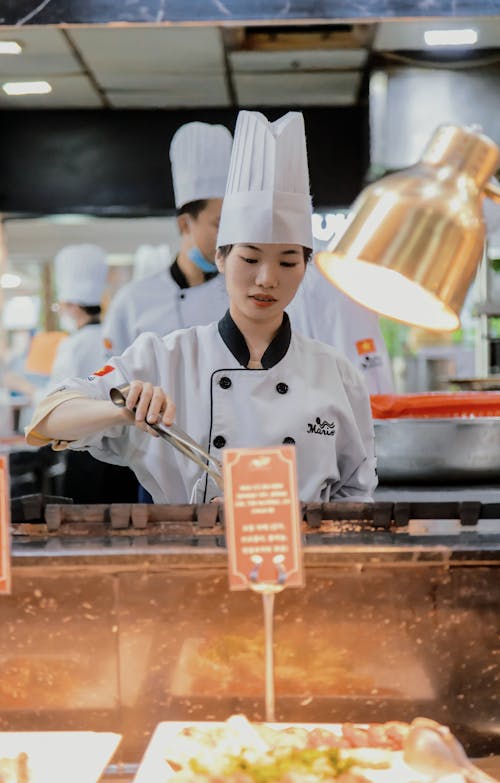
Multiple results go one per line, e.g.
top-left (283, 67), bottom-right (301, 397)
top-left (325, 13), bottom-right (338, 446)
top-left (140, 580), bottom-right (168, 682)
top-left (218, 310), bottom-right (292, 369)
top-left (170, 257), bottom-right (218, 290)
top-left (78, 316), bottom-right (100, 329)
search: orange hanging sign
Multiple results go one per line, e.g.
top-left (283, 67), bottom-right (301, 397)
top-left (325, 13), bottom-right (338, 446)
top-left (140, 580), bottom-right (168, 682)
top-left (223, 446), bottom-right (304, 591)
top-left (0, 455), bottom-right (12, 594)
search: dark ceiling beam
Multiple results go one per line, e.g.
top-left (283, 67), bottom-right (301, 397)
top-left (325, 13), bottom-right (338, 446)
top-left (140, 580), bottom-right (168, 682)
top-left (0, 106), bottom-right (368, 215)
top-left (60, 28), bottom-right (111, 109)
top-left (4, 0), bottom-right (500, 26)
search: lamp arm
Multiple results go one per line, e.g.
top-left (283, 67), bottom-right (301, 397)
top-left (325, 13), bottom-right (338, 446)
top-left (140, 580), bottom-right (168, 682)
top-left (484, 178), bottom-right (500, 204)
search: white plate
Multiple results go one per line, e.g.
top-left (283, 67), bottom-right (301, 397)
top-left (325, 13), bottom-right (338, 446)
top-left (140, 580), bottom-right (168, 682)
top-left (0, 731), bottom-right (121, 783)
top-left (133, 720), bottom-right (430, 783)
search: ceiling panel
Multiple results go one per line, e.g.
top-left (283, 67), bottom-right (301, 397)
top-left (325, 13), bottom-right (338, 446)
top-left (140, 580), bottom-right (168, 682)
top-left (69, 26), bottom-right (225, 76)
top-left (234, 71), bottom-right (361, 106)
top-left (230, 48), bottom-right (368, 72)
top-left (4, 216), bottom-right (180, 263)
top-left (0, 19), bottom-right (496, 111)
top-left (106, 73), bottom-right (229, 107)
top-left (0, 75), bottom-right (102, 108)
top-left (0, 27), bottom-right (81, 76)
top-left (100, 71), bottom-right (227, 91)
top-left (374, 19), bottom-right (500, 51)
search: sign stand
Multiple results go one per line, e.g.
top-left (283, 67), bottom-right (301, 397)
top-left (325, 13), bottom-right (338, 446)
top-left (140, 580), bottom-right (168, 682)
top-left (0, 455), bottom-right (12, 594)
top-left (223, 446), bottom-right (304, 722)
top-left (248, 554), bottom-right (288, 721)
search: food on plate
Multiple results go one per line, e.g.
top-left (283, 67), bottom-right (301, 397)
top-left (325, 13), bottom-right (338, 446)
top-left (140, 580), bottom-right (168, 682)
top-left (163, 716), bottom-right (414, 783)
top-left (0, 753), bottom-right (30, 783)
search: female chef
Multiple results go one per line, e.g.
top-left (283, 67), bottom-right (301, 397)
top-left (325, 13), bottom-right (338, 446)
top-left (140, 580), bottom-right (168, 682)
top-left (26, 110), bottom-right (377, 505)
top-left (49, 244), bottom-right (108, 386)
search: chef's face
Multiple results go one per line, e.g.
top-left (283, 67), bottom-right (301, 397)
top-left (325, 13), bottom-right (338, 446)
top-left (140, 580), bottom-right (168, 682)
top-left (216, 243), bottom-right (306, 322)
top-left (179, 198), bottom-right (223, 262)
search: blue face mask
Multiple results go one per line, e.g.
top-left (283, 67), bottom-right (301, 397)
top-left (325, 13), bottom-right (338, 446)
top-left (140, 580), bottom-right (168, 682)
top-left (188, 246), bottom-right (217, 274)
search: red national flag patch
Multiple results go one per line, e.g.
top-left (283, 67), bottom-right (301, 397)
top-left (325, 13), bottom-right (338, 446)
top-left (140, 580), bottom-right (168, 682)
top-left (356, 338), bottom-right (376, 355)
top-left (92, 364), bottom-right (115, 377)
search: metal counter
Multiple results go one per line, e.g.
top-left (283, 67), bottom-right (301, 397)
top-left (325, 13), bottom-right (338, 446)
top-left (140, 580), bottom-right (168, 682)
top-left (2, 501), bottom-right (500, 763)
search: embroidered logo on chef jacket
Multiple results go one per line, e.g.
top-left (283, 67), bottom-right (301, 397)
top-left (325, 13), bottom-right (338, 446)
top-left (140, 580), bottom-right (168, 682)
top-left (356, 338), bottom-right (383, 371)
top-left (307, 417), bottom-right (336, 436)
top-left (103, 338), bottom-right (113, 351)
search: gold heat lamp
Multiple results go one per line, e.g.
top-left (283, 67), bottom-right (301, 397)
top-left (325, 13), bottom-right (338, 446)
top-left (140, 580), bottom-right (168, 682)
top-left (316, 125), bottom-right (500, 331)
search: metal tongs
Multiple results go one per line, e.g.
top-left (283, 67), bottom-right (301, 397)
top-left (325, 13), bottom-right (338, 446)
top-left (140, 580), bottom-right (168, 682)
top-left (404, 717), bottom-right (499, 783)
top-left (110, 383), bottom-right (223, 490)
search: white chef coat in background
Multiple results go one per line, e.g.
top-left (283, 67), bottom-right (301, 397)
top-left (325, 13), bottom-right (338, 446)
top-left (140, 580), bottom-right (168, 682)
top-left (47, 322), bottom-right (106, 390)
top-left (102, 270), bottom-right (228, 356)
top-left (52, 314), bottom-right (376, 504)
top-left (287, 262), bottom-right (394, 395)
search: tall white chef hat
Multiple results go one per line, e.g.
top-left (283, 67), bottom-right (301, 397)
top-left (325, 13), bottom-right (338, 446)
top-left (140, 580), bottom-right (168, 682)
top-left (217, 111), bottom-right (313, 248)
top-left (132, 244), bottom-right (171, 281)
top-left (169, 122), bottom-right (233, 210)
top-left (54, 244), bottom-right (108, 306)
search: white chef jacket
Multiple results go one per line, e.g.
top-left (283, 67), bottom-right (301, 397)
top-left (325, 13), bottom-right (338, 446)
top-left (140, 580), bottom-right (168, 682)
top-left (102, 267), bottom-right (229, 356)
top-left (49, 312), bottom-right (377, 505)
top-left (48, 322), bottom-right (106, 390)
top-left (287, 263), bottom-right (394, 395)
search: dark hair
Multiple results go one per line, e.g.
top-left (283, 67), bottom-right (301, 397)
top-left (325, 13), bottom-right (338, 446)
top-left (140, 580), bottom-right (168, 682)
top-left (218, 244), bottom-right (312, 264)
top-left (176, 199), bottom-right (209, 219)
top-left (81, 305), bottom-right (101, 317)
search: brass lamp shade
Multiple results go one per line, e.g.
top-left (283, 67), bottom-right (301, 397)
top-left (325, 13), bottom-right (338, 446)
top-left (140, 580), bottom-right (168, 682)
top-left (316, 125), bottom-right (500, 331)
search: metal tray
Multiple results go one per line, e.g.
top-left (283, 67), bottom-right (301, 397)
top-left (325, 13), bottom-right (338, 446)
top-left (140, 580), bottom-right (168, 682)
top-left (168, 630), bottom-right (435, 700)
top-left (374, 417), bottom-right (500, 484)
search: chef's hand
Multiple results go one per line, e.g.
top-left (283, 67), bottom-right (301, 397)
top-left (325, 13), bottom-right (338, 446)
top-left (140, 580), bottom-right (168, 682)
top-left (123, 380), bottom-right (176, 436)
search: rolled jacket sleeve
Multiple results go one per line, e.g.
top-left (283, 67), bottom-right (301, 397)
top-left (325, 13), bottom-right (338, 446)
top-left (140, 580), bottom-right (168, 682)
top-left (26, 332), bottom-right (166, 465)
top-left (25, 389), bottom-right (89, 449)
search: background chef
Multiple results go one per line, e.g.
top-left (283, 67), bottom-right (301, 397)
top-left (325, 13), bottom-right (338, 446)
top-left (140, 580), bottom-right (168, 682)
top-left (26, 109), bottom-right (377, 505)
top-left (288, 266), bottom-right (394, 394)
top-left (41, 243), bottom-right (138, 503)
top-left (49, 244), bottom-right (108, 387)
top-left (102, 121), bottom-right (232, 356)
